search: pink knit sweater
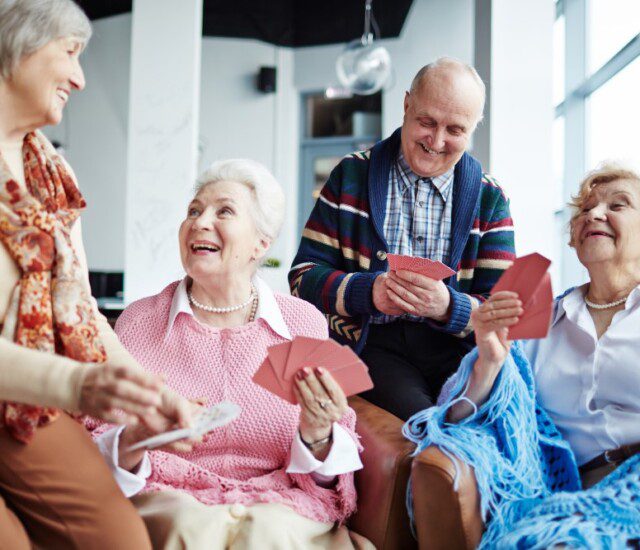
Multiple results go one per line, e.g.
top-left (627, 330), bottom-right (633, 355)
top-left (113, 281), bottom-right (358, 524)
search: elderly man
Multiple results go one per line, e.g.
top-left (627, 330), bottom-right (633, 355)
top-left (289, 58), bottom-right (515, 420)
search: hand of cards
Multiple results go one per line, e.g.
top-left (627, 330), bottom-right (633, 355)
top-left (490, 252), bottom-right (553, 340)
top-left (126, 401), bottom-right (241, 452)
top-left (386, 253), bottom-right (456, 280)
top-left (252, 336), bottom-right (373, 404)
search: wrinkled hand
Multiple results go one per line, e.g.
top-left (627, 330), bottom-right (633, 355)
top-left (471, 291), bottom-right (522, 369)
top-left (117, 391), bottom-right (202, 472)
top-left (78, 362), bottom-right (163, 424)
top-left (294, 367), bottom-right (347, 450)
top-left (385, 270), bottom-right (451, 321)
top-left (372, 273), bottom-right (405, 315)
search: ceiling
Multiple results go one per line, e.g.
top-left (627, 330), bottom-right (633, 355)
top-left (76, 0), bottom-right (414, 47)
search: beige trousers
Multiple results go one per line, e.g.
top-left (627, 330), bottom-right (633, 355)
top-left (132, 490), bottom-right (373, 550)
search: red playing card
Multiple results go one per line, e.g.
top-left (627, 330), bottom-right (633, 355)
top-left (302, 339), bottom-right (342, 366)
top-left (283, 336), bottom-right (325, 381)
top-left (386, 253), bottom-right (456, 281)
top-left (253, 338), bottom-right (374, 405)
top-left (490, 253), bottom-right (553, 340)
top-left (329, 360), bottom-right (374, 395)
top-left (252, 357), bottom-right (296, 403)
top-left (267, 341), bottom-right (292, 390)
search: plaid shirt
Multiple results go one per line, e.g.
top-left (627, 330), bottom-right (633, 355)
top-left (371, 151), bottom-right (454, 324)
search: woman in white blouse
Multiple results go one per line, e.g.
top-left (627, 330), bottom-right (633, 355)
top-left (448, 162), bottom-right (640, 487)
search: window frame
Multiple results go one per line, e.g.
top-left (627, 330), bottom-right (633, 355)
top-left (555, 0), bottom-right (640, 287)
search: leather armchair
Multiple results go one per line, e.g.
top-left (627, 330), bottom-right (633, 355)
top-left (411, 446), bottom-right (484, 550)
top-left (348, 397), bottom-right (417, 549)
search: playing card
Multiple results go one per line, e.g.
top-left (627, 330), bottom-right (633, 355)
top-left (283, 336), bottom-right (324, 381)
top-left (386, 253), bottom-right (456, 281)
top-left (126, 401), bottom-right (241, 452)
top-left (267, 341), bottom-right (291, 390)
top-left (253, 337), bottom-right (374, 404)
top-left (490, 253), bottom-right (553, 340)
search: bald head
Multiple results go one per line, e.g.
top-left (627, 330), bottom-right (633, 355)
top-left (410, 57), bottom-right (485, 123)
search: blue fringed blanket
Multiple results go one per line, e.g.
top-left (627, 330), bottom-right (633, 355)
top-left (403, 343), bottom-right (640, 549)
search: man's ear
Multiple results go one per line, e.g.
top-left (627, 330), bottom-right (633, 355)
top-left (403, 91), bottom-right (411, 115)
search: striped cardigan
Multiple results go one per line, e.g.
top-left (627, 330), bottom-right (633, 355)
top-left (289, 128), bottom-right (515, 353)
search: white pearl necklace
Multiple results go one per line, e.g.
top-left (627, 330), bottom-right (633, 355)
top-left (584, 294), bottom-right (628, 310)
top-left (188, 284), bottom-right (257, 313)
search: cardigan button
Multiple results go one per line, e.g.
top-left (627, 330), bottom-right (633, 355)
top-left (376, 250), bottom-right (387, 261)
top-left (229, 503), bottom-right (247, 519)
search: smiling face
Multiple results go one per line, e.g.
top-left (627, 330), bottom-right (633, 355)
top-left (178, 180), bottom-right (270, 284)
top-left (5, 36), bottom-right (85, 128)
top-left (400, 68), bottom-right (483, 178)
top-left (571, 179), bottom-right (640, 269)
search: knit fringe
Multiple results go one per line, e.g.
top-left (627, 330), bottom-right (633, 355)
top-left (403, 343), bottom-right (640, 548)
top-left (404, 342), bottom-right (547, 524)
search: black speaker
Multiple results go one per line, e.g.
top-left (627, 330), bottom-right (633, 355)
top-left (258, 66), bottom-right (276, 93)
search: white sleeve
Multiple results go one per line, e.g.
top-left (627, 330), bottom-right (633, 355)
top-left (96, 425), bottom-right (152, 497)
top-left (286, 422), bottom-right (362, 483)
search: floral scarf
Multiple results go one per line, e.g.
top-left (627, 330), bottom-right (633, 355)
top-left (0, 131), bottom-right (106, 443)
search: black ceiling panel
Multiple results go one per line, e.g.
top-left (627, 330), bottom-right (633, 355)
top-left (75, 0), bottom-right (413, 47)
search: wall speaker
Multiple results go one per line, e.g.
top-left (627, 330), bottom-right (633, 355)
top-left (258, 66), bottom-right (277, 93)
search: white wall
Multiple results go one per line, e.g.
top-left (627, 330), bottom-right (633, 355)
top-left (487, 0), bottom-right (557, 281)
top-left (46, 14), bottom-right (131, 272)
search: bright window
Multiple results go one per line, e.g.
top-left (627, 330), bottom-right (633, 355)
top-left (588, 0), bottom-right (640, 74)
top-left (587, 56), bottom-right (640, 169)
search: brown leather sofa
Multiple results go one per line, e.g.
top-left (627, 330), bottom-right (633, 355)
top-left (411, 446), bottom-right (484, 550)
top-left (348, 396), bottom-right (417, 549)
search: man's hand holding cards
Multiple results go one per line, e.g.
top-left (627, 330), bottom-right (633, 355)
top-left (380, 253), bottom-right (457, 321)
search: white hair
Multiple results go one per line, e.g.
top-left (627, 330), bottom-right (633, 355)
top-left (195, 159), bottom-right (286, 241)
top-left (409, 57), bottom-right (486, 118)
top-left (0, 0), bottom-right (92, 80)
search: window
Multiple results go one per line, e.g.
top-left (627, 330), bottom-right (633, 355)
top-left (588, 0), bottom-right (640, 74)
top-left (554, 0), bottom-right (639, 287)
top-left (587, 56), bottom-right (640, 168)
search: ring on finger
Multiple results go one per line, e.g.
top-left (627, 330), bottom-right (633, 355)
top-left (316, 398), bottom-right (332, 409)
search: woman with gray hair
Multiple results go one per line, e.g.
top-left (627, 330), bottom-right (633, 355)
top-left (0, 1), bottom-right (193, 547)
top-left (100, 159), bottom-right (369, 549)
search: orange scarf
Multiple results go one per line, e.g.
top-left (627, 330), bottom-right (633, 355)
top-left (0, 131), bottom-right (106, 443)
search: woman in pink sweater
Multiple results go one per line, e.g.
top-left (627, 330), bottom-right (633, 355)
top-left (99, 159), bottom-right (368, 549)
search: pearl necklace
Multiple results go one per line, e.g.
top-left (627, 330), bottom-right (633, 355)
top-left (188, 284), bottom-right (257, 313)
top-left (584, 294), bottom-right (628, 310)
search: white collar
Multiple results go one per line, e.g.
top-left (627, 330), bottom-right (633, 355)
top-left (554, 282), bottom-right (640, 326)
top-left (166, 276), bottom-right (292, 340)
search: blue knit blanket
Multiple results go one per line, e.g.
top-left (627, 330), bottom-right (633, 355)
top-left (403, 342), bottom-right (640, 549)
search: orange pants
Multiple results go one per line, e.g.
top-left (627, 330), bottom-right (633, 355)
top-left (0, 413), bottom-right (151, 549)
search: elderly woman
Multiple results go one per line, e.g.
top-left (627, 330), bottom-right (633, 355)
top-left (96, 159), bottom-right (366, 549)
top-left (405, 164), bottom-right (640, 548)
top-left (0, 1), bottom-right (192, 548)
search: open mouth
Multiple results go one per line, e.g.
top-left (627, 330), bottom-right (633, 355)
top-left (190, 241), bottom-right (221, 253)
top-left (419, 143), bottom-right (443, 156)
top-left (583, 230), bottom-right (614, 240)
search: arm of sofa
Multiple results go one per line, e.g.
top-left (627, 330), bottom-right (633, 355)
top-left (411, 446), bottom-right (484, 550)
top-left (347, 396), bottom-right (417, 550)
